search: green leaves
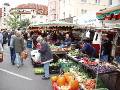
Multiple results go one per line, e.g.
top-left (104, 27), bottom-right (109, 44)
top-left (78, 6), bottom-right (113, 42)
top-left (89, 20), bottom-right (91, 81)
top-left (6, 11), bottom-right (20, 30)
top-left (6, 10), bottom-right (30, 30)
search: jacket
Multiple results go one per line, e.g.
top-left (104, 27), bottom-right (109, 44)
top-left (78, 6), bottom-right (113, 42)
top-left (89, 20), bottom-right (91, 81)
top-left (39, 42), bottom-right (53, 64)
top-left (13, 36), bottom-right (24, 53)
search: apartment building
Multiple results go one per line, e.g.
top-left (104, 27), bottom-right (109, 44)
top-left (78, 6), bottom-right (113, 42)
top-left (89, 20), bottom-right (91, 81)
top-left (48, 0), bottom-right (60, 21)
top-left (48, 0), bottom-right (120, 23)
top-left (10, 3), bottom-right (48, 25)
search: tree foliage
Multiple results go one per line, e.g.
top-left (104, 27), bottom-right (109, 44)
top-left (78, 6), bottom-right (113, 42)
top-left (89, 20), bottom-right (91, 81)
top-left (6, 10), bottom-right (31, 30)
top-left (6, 11), bottom-right (20, 30)
top-left (19, 19), bottom-right (30, 29)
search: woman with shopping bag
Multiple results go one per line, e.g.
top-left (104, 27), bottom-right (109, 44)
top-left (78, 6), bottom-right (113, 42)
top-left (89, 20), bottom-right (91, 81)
top-left (37, 35), bottom-right (53, 80)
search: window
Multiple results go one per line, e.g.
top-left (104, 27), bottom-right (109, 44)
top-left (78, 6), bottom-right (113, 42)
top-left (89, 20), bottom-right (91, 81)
top-left (95, 0), bottom-right (100, 4)
top-left (81, 9), bottom-right (87, 14)
top-left (54, 14), bottom-right (56, 20)
top-left (4, 7), bottom-right (6, 12)
top-left (109, 0), bottom-right (112, 5)
top-left (81, 0), bottom-right (87, 2)
top-left (4, 13), bottom-right (6, 16)
top-left (63, 12), bottom-right (65, 19)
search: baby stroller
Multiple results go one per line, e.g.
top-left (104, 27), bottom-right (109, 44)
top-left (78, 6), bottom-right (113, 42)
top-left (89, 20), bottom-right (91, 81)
top-left (31, 50), bottom-right (43, 67)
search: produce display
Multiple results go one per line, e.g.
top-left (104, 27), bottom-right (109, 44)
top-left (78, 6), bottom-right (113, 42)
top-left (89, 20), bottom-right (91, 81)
top-left (51, 73), bottom-right (80, 90)
top-left (67, 51), bottom-right (117, 74)
top-left (84, 63), bottom-right (117, 74)
top-left (54, 58), bottom-right (108, 90)
top-left (50, 44), bottom-right (71, 52)
top-left (49, 62), bottom-right (60, 74)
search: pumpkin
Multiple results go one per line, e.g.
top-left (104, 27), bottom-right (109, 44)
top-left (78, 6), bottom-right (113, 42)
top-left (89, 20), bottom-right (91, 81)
top-left (51, 76), bottom-right (58, 83)
top-left (57, 75), bottom-right (66, 86)
top-left (69, 79), bottom-right (79, 90)
top-left (64, 72), bottom-right (74, 83)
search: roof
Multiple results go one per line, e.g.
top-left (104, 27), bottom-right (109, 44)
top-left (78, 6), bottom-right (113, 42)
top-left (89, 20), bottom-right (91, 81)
top-left (0, 8), bottom-right (2, 17)
top-left (15, 3), bottom-right (48, 15)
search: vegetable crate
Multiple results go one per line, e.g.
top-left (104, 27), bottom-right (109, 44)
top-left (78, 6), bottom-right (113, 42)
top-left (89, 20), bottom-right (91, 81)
top-left (34, 67), bottom-right (44, 75)
top-left (52, 82), bottom-right (80, 90)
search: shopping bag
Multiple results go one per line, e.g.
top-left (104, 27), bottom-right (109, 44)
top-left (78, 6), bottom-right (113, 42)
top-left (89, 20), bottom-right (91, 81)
top-left (0, 53), bottom-right (3, 62)
top-left (21, 50), bottom-right (28, 60)
top-left (31, 50), bottom-right (41, 62)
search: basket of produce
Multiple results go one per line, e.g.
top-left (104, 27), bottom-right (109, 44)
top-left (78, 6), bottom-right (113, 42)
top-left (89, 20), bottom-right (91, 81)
top-left (34, 67), bottom-right (44, 75)
top-left (51, 73), bottom-right (80, 90)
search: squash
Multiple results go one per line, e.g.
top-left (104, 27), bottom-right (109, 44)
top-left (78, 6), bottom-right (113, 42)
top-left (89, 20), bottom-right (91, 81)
top-left (64, 72), bottom-right (74, 84)
top-left (69, 79), bottom-right (79, 90)
top-left (57, 75), bottom-right (66, 86)
top-left (51, 76), bottom-right (58, 84)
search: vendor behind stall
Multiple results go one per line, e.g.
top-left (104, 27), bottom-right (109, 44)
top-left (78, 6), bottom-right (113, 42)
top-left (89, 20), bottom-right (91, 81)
top-left (101, 34), bottom-right (112, 62)
top-left (80, 38), bottom-right (96, 58)
top-left (60, 34), bottom-right (71, 48)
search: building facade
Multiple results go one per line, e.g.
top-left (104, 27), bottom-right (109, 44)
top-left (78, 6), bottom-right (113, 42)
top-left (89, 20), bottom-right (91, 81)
top-left (1, 3), bottom-right (11, 29)
top-left (48, 0), bottom-right (120, 23)
top-left (48, 0), bottom-right (60, 21)
top-left (10, 3), bottom-right (48, 25)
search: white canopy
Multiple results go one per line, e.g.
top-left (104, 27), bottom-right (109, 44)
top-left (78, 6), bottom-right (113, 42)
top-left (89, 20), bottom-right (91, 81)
top-left (73, 11), bottom-right (102, 28)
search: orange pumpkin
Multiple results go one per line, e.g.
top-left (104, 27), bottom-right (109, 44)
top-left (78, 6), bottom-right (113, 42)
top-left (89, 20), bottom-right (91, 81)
top-left (51, 76), bottom-right (58, 83)
top-left (64, 72), bottom-right (74, 84)
top-left (69, 80), bottom-right (79, 90)
top-left (56, 75), bottom-right (66, 86)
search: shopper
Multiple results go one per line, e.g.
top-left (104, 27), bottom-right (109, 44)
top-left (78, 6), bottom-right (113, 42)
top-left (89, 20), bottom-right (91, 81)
top-left (37, 36), bottom-right (53, 80)
top-left (0, 30), bottom-right (3, 52)
top-left (10, 31), bottom-right (16, 65)
top-left (13, 31), bottom-right (25, 68)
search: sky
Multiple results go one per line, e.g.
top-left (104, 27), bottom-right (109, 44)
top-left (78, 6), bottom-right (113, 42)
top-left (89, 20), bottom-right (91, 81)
top-left (0, 0), bottom-right (48, 7)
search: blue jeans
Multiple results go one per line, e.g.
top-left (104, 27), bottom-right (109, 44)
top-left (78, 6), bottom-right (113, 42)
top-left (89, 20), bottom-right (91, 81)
top-left (44, 62), bottom-right (50, 78)
top-left (10, 47), bottom-right (16, 64)
top-left (15, 53), bottom-right (23, 65)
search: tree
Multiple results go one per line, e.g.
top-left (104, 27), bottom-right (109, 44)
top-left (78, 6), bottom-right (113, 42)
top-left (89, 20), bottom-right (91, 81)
top-left (6, 11), bottom-right (20, 30)
top-left (19, 19), bottom-right (30, 29)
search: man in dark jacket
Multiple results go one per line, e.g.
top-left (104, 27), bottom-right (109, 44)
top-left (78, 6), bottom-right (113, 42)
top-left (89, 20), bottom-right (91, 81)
top-left (37, 36), bottom-right (53, 79)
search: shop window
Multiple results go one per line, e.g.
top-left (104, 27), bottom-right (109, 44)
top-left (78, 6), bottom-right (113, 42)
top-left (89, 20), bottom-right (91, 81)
top-left (109, 0), bottom-right (112, 5)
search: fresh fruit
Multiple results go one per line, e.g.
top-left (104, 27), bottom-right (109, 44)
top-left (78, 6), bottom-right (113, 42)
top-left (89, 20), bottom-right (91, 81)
top-left (85, 79), bottom-right (96, 90)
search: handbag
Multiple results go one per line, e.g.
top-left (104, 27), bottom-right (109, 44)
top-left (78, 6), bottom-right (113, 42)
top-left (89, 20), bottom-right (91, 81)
top-left (21, 50), bottom-right (28, 60)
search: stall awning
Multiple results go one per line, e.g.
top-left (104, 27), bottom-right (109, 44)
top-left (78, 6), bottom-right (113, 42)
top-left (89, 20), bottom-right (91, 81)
top-left (96, 5), bottom-right (120, 20)
top-left (30, 21), bottom-right (75, 28)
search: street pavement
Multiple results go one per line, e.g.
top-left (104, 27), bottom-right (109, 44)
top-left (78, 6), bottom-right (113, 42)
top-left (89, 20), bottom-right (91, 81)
top-left (0, 44), bottom-right (52, 90)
